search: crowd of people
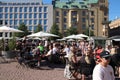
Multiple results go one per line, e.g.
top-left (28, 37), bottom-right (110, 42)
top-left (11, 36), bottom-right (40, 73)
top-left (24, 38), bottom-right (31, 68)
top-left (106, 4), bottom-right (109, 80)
top-left (15, 37), bottom-right (120, 80)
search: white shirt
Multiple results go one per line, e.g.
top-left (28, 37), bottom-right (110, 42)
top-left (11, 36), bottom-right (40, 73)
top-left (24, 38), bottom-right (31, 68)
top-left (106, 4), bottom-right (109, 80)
top-left (92, 64), bottom-right (115, 80)
top-left (52, 47), bottom-right (58, 54)
top-left (46, 49), bottom-right (53, 56)
top-left (63, 47), bottom-right (70, 55)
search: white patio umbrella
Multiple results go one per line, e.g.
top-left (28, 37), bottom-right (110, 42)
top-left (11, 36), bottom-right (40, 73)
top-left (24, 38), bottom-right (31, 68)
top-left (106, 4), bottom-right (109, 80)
top-left (57, 38), bottom-right (66, 41)
top-left (27, 31), bottom-right (59, 37)
top-left (0, 26), bottom-right (23, 50)
top-left (32, 37), bottom-right (41, 40)
top-left (0, 26), bottom-right (23, 32)
top-left (64, 34), bottom-right (83, 39)
top-left (67, 39), bottom-right (75, 41)
top-left (76, 34), bottom-right (88, 38)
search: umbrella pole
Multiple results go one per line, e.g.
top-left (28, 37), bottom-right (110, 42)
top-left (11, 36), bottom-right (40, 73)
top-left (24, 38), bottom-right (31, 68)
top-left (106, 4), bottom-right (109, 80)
top-left (3, 32), bottom-right (5, 51)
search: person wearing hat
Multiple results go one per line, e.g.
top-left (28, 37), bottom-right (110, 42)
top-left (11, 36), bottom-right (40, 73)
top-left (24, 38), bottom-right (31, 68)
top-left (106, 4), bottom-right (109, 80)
top-left (92, 51), bottom-right (115, 80)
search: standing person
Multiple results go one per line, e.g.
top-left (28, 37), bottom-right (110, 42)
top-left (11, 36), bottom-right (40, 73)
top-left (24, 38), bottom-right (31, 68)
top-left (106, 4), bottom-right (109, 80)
top-left (63, 44), bottom-right (70, 55)
top-left (37, 42), bottom-right (44, 55)
top-left (92, 51), bottom-right (115, 80)
top-left (67, 46), bottom-right (79, 80)
top-left (78, 49), bottom-right (95, 80)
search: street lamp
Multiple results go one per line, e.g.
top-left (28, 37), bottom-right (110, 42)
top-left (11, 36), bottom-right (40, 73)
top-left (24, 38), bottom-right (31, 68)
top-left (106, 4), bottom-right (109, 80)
top-left (88, 3), bottom-right (91, 38)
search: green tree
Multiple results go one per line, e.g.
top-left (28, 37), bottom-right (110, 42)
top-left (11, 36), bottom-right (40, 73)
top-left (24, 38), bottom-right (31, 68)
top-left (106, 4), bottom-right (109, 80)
top-left (50, 23), bottom-right (61, 36)
top-left (15, 23), bottom-right (30, 38)
top-left (66, 27), bottom-right (78, 36)
top-left (34, 24), bottom-right (43, 33)
top-left (83, 27), bottom-right (94, 36)
top-left (50, 23), bottom-right (61, 39)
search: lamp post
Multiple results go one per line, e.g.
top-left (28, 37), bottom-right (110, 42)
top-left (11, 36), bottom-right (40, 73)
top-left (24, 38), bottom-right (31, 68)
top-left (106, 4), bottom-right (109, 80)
top-left (88, 3), bottom-right (91, 39)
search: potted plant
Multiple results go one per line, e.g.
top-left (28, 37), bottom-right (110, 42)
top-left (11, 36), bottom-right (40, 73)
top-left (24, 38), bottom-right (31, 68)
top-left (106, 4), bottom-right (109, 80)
top-left (1, 37), bottom-right (17, 59)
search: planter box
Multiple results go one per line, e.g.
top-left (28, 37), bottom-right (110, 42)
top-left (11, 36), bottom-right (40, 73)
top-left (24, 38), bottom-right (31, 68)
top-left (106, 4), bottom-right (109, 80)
top-left (2, 51), bottom-right (17, 59)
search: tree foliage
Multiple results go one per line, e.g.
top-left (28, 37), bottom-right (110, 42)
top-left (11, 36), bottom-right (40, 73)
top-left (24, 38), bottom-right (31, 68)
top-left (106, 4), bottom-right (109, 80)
top-left (50, 23), bottom-right (61, 36)
top-left (66, 27), bottom-right (78, 36)
top-left (15, 23), bottom-right (30, 38)
top-left (34, 24), bottom-right (43, 33)
top-left (83, 27), bottom-right (94, 36)
top-left (50, 23), bottom-right (62, 39)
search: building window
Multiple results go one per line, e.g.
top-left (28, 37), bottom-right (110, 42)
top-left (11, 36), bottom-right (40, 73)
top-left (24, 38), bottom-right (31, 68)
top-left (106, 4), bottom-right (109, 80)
top-left (10, 7), bottom-right (13, 13)
top-left (63, 11), bottom-right (67, 16)
top-left (82, 18), bottom-right (86, 23)
top-left (24, 20), bottom-right (27, 24)
top-left (29, 13), bottom-right (32, 18)
top-left (24, 13), bottom-right (27, 18)
top-left (82, 24), bottom-right (86, 30)
top-left (44, 7), bottom-right (47, 12)
top-left (5, 7), bottom-right (8, 12)
top-left (0, 14), bottom-right (3, 18)
top-left (0, 7), bottom-right (3, 12)
top-left (64, 18), bottom-right (67, 23)
top-left (56, 18), bottom-right (59, 23)
top-left (63, 24), bottom-right (67, 30)
top-left (39, 20), bottom-right (42, 24)
top-left (5, 32), bottom-right (8, 37)
top-left (91, 18), bottom-right (94, 23)
top-left (4, 20), bottom-right (7, 25)
top-left (24, 7), bottom-right (27, 12)
top-left (91, 11), bottom-right (94, 16)
top-left (34, 26), bottom-right (37, 31)
top-left (19, 7), bottom-right (23, 12)
top-left (0, 20), bottom-right (3, 24)
top-left (39, 13), bottom-right (42, 18)
top-left (10, 14), bottom-right (13, 18)
top-left (44, 13), bottom-right (47, 18)
top-left (28, 26), bottom-right (32, 31)
top-left (56, 11), bottom-right (59, 16)
top-left (29, 20), bottom-right (32, 25)
top-left (14, 20), bottom-right (18, 25)
top-left (44, 19), bottom-right (47, 25)
top-left (39, 7), bottom-right (42, 12)
top-left (14, 7), bottom-right (18, 12)
top-left (104, 18), bottom-right (107, 21)
top-left (34, 7), bottom-right (37, 12)
top-left (82, 11), bottom-right (86, 16)
top-left (34, 13), bottom-right (37, 18)
top-left (5, 14), bottom-right (8, 18)
top-left (19, 13), bottom-right (22, 18)
top-left (29, 7), bottom-right (32, 12)
top-left (71, 11), bottom-right (77, 16)
top-left (10, 20), bottom-right (12, 25)
top-left (34, 20), bottom-right (37, 25)
top-left (104, 12), bottom-right (107, 16)
top-left (15, 13), bottom-right (17, 18)
top-left (0, 32), bottom-right (3, 37)
top-left (44, 26), bottom-right (47, 31)
top-left (19, 20), bottom-right (22, 24)
top-left (91, 24), bottom-right (94, 30)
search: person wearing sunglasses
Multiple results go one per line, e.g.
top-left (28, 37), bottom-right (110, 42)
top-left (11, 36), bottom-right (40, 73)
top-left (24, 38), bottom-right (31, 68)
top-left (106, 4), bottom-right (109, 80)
top-left (92, 51), bottom-right (115, 80)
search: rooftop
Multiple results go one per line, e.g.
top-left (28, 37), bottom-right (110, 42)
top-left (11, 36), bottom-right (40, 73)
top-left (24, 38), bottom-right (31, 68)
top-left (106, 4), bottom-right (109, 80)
top-left (0, 0), bottom-right (42, 3)
top-left (53, 0), bottom-right (98, 9)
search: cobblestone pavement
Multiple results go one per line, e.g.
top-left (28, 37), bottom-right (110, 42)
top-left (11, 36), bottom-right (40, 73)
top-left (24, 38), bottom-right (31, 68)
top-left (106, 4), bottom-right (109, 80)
top-left (0, 60), bottom-right (67, 80)
top-left (0, 58), bottom-right (120, 80)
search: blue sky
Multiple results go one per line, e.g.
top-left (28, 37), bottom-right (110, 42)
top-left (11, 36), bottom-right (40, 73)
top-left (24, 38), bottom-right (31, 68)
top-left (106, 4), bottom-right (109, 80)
top-left (43, 0), bottom-right (120, 21)
top-left (109, 0), bottom-right (120, 20)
